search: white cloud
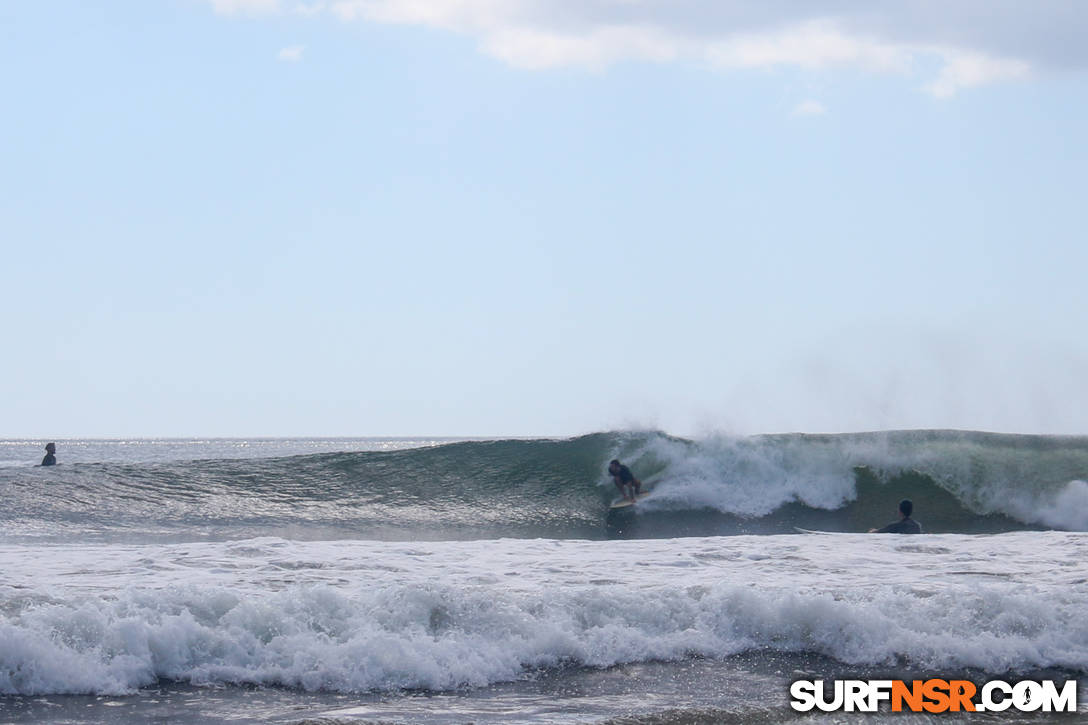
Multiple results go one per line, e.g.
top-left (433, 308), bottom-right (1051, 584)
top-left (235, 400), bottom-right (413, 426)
top-left (481, 25), bottom-right (680, 71)
top-left (705, 21), bottom-right (910, 74)
top-left (210, 0), bottom-right (280, 16)
top-left (793, 99), bottom-right (827, 116)
top-left (207, 0), bottom-right (1080, 96)
top-left (924, 51), bottom-right (1031, 98)
top-left (278, 44), bottom-right (306, 62)
top-left (293, 2), bottom-right (325, 17)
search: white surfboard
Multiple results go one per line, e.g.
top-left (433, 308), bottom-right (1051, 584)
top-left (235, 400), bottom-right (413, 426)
top-left (610, 492), bottom-right (652, 509)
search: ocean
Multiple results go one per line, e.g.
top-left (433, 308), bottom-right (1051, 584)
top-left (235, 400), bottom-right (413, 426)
top-left (1, 431), bottom-right (1086, 724)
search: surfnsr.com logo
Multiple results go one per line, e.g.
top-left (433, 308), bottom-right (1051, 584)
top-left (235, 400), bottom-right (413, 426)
top-left (790, 679), bottom-right (1077, 713)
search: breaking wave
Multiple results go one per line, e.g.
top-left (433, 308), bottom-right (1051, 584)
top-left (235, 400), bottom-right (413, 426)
top-left (2, 430), bottom-right (1087, 541)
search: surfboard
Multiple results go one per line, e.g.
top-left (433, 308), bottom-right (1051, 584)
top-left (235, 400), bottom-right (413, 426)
top-left (793, 527), bottom-right (850, 534)
top-left (610, 492), bottom-right (651, 509)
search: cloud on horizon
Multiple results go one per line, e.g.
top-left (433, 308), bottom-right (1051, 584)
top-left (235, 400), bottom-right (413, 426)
top-left (277, 44), bottom-right (305, 61)
top-left (209, 0), bottom-right (1084, 96)
top-left (793, 99), bottom-right (827, 116)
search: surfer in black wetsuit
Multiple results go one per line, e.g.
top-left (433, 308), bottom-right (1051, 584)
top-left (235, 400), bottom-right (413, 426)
top-left (869, 499), bottom-right (922, 534)
top-left (41, 442), bottom-right (57, 467)
top-left (609, 459), bottom-right (642, 502)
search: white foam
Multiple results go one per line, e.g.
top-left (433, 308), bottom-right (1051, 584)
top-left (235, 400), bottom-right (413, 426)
top-left (1022, 479), bottom-right (1088, 530)
top-left (2, 533), bottom-right (1086, 696)
top-left (616, 432), bottom-right (1088, 530)
top-left (628, 434), bottom-right (858, 515)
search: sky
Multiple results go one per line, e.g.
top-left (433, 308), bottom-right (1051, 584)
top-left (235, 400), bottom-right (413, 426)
top-left (3, 1), bottom-right (1087, 438)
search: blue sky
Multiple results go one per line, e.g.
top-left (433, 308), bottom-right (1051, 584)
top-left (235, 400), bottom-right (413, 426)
top-left (4, 1), bottom-right (1087, 437)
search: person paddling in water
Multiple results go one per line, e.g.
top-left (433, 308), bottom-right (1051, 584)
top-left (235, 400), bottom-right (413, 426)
top-left (41, 442), bottom-right (57, 467)
top-left (609, 459), bottom-right (642, 502)
top-left (869, 499), bottom-right (922, 534)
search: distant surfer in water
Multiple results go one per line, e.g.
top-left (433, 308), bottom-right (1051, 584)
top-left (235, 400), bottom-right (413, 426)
top-left (869, 499), bottom-right (922, 534)
top-left (41, 442), bottom-right (57, 467)
top-left (609, 459), bottom-right (642, 502)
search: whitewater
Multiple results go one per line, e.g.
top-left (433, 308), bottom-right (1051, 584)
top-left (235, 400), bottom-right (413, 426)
top-left (1, 433), bottom-right (1087, 724)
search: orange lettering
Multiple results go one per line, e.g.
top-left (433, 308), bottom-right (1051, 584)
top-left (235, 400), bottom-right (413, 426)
top-left (892, 680), bottom-right (924, 712)
top-left (922, 679), bottom-right (951, 713)
top-left (948, 680), bottom-right (977, 712)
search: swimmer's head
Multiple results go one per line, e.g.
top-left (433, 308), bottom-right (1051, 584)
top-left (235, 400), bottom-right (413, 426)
top-left (45, 442), bottom-right (56, 453)
top-left (899, 499), bottom-right (913, 517)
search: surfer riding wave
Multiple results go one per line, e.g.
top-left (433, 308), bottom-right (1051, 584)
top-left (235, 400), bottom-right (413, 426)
top-left (609, 459), bottom-right (642, 502)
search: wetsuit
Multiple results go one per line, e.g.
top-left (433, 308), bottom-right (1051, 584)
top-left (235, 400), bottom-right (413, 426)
top-left (614, 465), bottom-right (635, 486)
top-left (874, 517), bottom-right (921, 534)
top-left (41, 453), bottom-right (56, 466)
